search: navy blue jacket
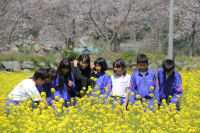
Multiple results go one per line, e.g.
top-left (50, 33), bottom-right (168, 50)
top-left (158, 68), bottom-right (182, 104)
top-left (30, 77), bottom-right (56, 105)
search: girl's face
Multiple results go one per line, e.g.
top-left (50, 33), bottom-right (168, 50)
top-left (62, 67), bottom-right (69, 75)
top-left (79, 59), bottom-right (89, 70)
top-left (113, 65), bottom-right (123, 76)
top-left (45, 77), bottom-right (52, 83)
top-left (36, 78), bottom-right (45, 86)
top-left (95, 63), bottom-right (101, 74)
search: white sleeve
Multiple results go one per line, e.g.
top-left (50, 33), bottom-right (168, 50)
top-left (111, 76), bottom-right (114, 82)
top-left (126, 75), bottom-right (131, 88)
top-left (24, 83), bottom-right (42, 101)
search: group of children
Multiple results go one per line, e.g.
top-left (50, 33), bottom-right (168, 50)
top-left (6, 53), bottom-right (183, 111)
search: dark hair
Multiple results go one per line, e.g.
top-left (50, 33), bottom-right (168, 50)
top-left (94, 57), bottom-right (108, 73)
top-left (162, 59), bottom-right (175, 72)
top-left (78, 54), bottom-right (90, 64)
top-left (33, 68), bottom-right (48, 80)
top-left (113, 59), bottom-right (127, 75)
top-left (47, 68), bottom-right (56, 80)
top-left (137, 54), bottom-right (148, 64)
top-left (77, 54), bottom-right (91, 77)
top-left (57, 58), bottom-right (72, 91)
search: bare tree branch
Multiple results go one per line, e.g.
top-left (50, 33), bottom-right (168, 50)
top-left (89, 7), bottom-right (108, 41)
top-left (8, 14), bottom-right (23, 44)
top-left (0, 11), bottom-right (7, 17)
top-left (176, 2), bottom-right (200, 14)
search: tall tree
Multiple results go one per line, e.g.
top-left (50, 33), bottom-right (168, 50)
top-left (175, 0), bottom-right (200, 56)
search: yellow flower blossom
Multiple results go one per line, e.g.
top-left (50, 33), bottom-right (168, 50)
top-left (150, 93), bottom-right (154, 97)
top-left (93, 78), bottom-right (97, 81)
top-left (55, 96), bottom-right (59, 100)
top-left (0, 70), bottom-right (199, 132)
top-left (131, 92), bottom-right (134, 96)
top-left (51, 88), bottom-right (55, 93)
top-left (82, 87), bottom-right (86, 90)
top-left (150, 86), bottom-right (154, 91)
top-left (41, 92), bottom-right (46, 97)
top-left (136, 95), bottom-right (141, 99)
top-left (104, 87), bottom-right (108, 92)
top-left (59, 98), bottom-right (64, 104)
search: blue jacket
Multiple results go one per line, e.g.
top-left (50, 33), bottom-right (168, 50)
top-left (40, 82), bottom-right (55, 105)
top-left (92, 72), bottom-right (112, 97)
top-left (53, 72), bottom-right (76, 105)
top-left (129, 69), bottom-right (159, 105)
top-left (29, 77), bottom-right (55, 105)
top-left (158, 68), bottom-right (182, 104)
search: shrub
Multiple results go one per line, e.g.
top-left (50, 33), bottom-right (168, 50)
top-left (61, 49), bottom-right (80, 61)
top-left (119, 50), bottom-right (138, 61)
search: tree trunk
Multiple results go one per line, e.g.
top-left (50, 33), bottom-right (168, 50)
top-left (106, 41), bottom-right (112, 52)
top-left (188, 33), bottom-right (195, 57)
top-left (188, 21), bottom-right (196, 57)
top-left (158, 33), bottom-right (163, 53)
top-left (71, 19), bottom-right (76, 48)
top-left (106, 31), bottom-right (118, 52)
top-left (188, 41), bottom-right (193, 57)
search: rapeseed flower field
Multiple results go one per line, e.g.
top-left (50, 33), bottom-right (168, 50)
top-left (0, 70), bottom-right (200, 133)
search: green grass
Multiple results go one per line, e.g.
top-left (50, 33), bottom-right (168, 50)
top-left (119, 50), bottom-right (167, 63)
top-left (119, 50), bottom-right (138, 61)
top-left (175, 56), bottom-right (190, 62)
top-left (0, 51), bottom-right (199, 71)
top-left (144, 52), bottom-right (166, 62)
top-left (125, 39), bottom-right (145, 44)
top-left (0, 53), bottom-right (58, 64)
top-left (91, 50), bottom-right (196, 64)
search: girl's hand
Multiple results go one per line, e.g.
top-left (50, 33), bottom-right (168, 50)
top-left (91, 62), bottom-right (95, 72)
top-left (68, 80), bottom-right (73, 87)
top-left (73, 60), bottom-right (79, 67)
top-left (40, 100), bottom-right (49, 109)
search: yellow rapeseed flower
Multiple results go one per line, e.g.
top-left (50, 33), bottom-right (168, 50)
top-left (59, 98), bottom-right (64, 104)
top-left (55, 96), bottom-right (59, 100)
top-left (150, 86), bottom-right (154, 91)
top-left (82, 87), bottom-right (86, 90)
top-left (41, 92), bottom-right (46, 97)
top-left (136, 95), bottom-right (141, 99)
top-left (51, 88), bottom-right (55, 93)
top-left (104, 87), bottom-right (108, 92)
top-left (0, 70), bottom-right (200, 132)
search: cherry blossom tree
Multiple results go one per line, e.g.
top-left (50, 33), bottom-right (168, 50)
top-left (0, 0), bottom-right (199, 56)
top-left (175, 0), bottom-right (200, 56)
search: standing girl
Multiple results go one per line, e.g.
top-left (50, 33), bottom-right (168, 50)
top-left (71, 54), bottom-right (91, 98)
top-left (111, 59), bottom-right (130, 107)
top-left (90, 57), bottom-right (112, 99)
top-left (54, 58), bottom-right (76, 107)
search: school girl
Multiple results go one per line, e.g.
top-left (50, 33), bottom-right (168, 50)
top-left (71, 54), bottom-right (91, 98)
top-left (53, 58), bottom-right (76, 107)
top-left (90, 57), bottom-right (112, 100)
top-left (111, 59), bottom-right (130, 106)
